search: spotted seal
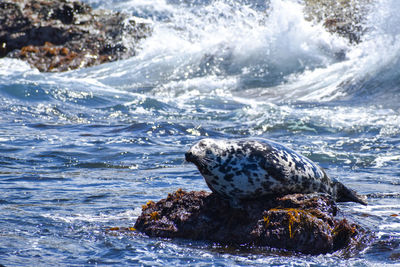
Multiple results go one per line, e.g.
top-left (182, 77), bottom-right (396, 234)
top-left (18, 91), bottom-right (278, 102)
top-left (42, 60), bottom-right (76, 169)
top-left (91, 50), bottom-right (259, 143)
top-left (185, 138), bottom-right (367, 206)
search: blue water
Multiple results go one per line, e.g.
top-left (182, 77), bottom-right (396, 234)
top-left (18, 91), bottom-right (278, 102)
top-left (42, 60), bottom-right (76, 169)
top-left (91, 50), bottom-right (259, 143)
top-left (1, 0), bottom-right (400, 265)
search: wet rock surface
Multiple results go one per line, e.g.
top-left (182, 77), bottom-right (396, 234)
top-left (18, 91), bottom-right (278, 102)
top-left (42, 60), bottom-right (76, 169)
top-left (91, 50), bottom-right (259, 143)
top-left (135, 189), bottom-right (368, 255)
top-left (0, 0), bottom-right (151, 72)
top-left (304, 0), bottom-right (373, 43)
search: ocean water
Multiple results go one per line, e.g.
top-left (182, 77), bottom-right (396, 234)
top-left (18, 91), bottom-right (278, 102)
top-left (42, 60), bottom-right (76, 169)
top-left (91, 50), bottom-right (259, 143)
top-left (1, 0), bottom-right (400, 265)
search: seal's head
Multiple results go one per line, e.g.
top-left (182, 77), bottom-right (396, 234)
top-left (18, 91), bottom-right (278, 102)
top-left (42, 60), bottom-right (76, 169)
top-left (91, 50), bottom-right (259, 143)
top-left (185, 138), bottom-right (274, 204)
top-left (185, 138), bottom-right (266, 180)
top-left (186, 138), bottom-right (244, 199)
top-left (185, 138), bottom-right (222, 173)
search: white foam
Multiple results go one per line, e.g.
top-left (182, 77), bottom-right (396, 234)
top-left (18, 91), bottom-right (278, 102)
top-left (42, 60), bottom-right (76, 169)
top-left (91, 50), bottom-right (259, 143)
top-left (75, 0), bottom-right (348, 100)
top-left (0, 58), bottom-right (38, 78)
top-left (41, 207), bottom-right (141, 223)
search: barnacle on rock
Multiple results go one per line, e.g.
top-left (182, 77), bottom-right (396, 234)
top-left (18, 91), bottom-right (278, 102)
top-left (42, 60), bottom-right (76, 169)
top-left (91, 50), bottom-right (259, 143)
top-left (149, 211), bottom-right (160, 221)
top-left (142, 200), bottom-right (155, 211)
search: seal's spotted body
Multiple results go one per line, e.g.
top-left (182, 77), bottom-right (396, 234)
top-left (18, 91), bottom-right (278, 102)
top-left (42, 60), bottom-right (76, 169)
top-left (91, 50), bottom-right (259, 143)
top-left (185, 138), bottom-right (367, 206)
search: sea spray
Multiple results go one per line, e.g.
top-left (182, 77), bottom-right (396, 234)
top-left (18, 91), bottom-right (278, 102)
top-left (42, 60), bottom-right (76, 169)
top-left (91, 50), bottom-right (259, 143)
top-left (77, 0), bottom-right (349, 98)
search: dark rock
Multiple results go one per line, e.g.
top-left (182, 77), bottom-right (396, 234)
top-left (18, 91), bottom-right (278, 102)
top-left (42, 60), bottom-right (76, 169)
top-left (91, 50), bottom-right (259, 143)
top-left (253, 207), bottom-right (334, 253)
top-left (0, 0), bottom-right (151, 72)
top-left (135, 189), bottom-right (368, 254)
top-left (304, 0), bottom-right (373, 43)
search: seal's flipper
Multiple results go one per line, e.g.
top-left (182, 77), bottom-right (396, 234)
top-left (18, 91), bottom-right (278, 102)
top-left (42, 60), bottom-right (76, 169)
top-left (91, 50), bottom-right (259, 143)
top-left (334, 181), bottom-right (368, 205)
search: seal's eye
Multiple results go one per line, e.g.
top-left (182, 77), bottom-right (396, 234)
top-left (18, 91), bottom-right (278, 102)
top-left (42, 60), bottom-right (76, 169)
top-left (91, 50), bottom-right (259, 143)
top-left (199, 141), bottom-right (207, 148)
top-left (205, 149), bottom-right (212, 155)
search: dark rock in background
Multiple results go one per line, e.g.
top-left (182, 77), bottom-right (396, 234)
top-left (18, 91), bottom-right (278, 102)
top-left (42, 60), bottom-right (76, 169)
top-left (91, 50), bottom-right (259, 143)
top-left (0, 0), bottom-right (151, 72)
top-left (304, 0), bottom-right (373, 43)
top-left (135, 189), bottom-right (369, 255)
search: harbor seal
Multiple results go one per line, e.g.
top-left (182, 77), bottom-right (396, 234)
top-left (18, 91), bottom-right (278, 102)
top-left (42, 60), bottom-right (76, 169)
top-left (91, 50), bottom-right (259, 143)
top-left (185, 138), bottom-right (367, 206)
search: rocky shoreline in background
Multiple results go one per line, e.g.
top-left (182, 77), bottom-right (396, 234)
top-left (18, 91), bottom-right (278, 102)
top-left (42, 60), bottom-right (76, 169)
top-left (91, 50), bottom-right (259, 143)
top-left (134, 189), bottom-right (370, 255)
top-left (0, 0), bottom-right (151, 72)
top-left (304, 0), bottom-right (373, 43)
top-left (0, 0), bottom-right (373, 72)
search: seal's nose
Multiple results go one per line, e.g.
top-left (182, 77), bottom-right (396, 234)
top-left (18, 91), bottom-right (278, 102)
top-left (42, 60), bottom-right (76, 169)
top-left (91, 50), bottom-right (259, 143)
top-left (185, 151), bottom-right (195, 163)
